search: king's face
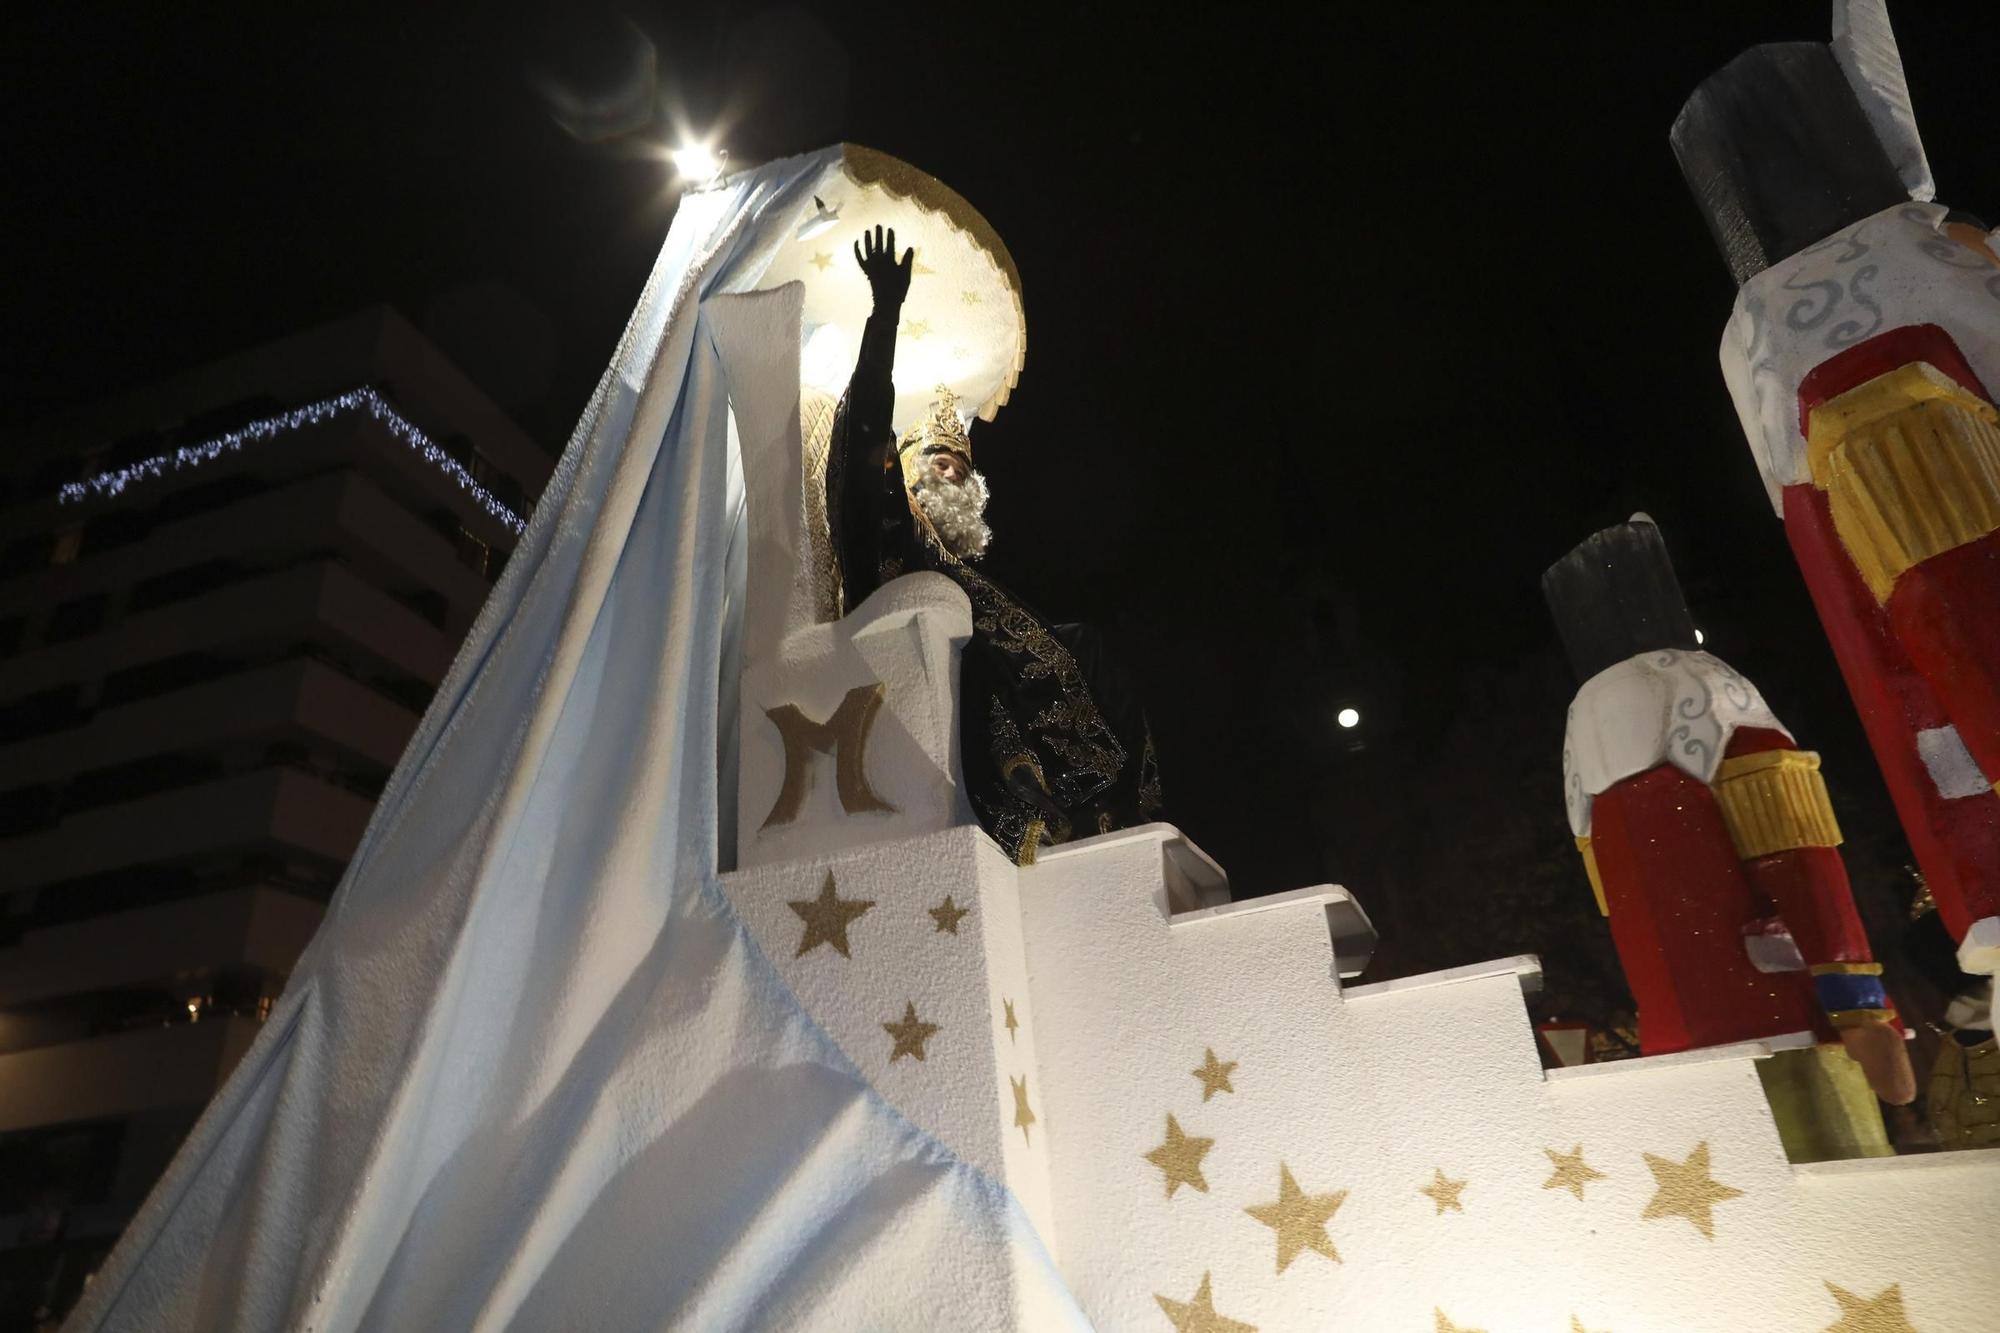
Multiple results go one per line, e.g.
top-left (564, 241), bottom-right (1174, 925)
top-left (924, 449), bottom-right (969, 487)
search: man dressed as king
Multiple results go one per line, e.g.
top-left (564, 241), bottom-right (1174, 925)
top-left (824, 224), bottom-right (1163, 862)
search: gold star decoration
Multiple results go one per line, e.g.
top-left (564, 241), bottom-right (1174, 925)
top-left (1434, 1311), bottom-right (1486, 1333)
top-left (1143, 1114), bottom-right (1215, 1198)
top-left (928, 895), bottom-right (970, 934)
top-left (1419, 1167), bottom-right (1467, 1215)
top-left (909, 246), bottom-right (935, 275)
top-left (809, 250), bottom-right (833, 271)
top-left (882, 1001), bottom-right (940, 1062)
top-left (1541, 1144), bottom-right (1607, 1201)
top-left (1154, 1272), bottom-right (1257, 1333)
top-left (1822, 1282), bottom-right (1919, 1333)
top-left (1641, 1141), bottom-right (1743, 1240)
top-left (1003, 998), bottom-right (1019, 1043)
top-left (902, 318), bottom-right (931, 340)
top-left (787, 871), bottom-right (875, 958)
top-left (960, 289), bottom-right (982, 304)
top-left (1572, 1316), bottom-right (1612, 1333)
top-left (1244, 1162), bottom-right (1346, 1272)
top-left (1192, 1047), bottom-right (1237, 1101)
top-left (1011, 1074), bottom-right (1037, 1146)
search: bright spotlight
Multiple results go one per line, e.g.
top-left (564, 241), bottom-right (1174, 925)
top-left (1337, 707), bottom-right (1361, 729)
top-left (1694, 628), bottom-right (1705, 645)
top-left (671, 142), bottom-right (726, 184)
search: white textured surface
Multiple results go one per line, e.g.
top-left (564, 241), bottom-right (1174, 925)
top-left (737, 573), bottom-right (974, 868)
top-left (1721, 200), bottom-right (2000, 513)
top-left (1917, 723), bottom-right (1994, 800)
top-left (720, 826), bottom-right (1055, 1246)
top-left (1562, 649), bottom-right (1788, 836)
top-left (994, 825), bottom-right (2000, 1330)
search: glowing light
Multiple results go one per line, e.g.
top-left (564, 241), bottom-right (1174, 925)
top-left (57, 388), bottom-right (529, 533)
top-left (796, 194), bottom-right (839, 241)
top-left (1337, 707), bottom-right (1361, 729)
top-left (1694, 628), bottom-right (1705, 645)
top-left (671, 141), bottom-right (725, 184)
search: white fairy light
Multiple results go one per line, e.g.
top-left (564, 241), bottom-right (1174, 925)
top-left (1337, 707), bottom-right (1361, 729)
top-left (57, 387), bottom-right (528, 533)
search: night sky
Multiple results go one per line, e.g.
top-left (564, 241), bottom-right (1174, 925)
top-left (8, 4), bottom-right (1996, 991)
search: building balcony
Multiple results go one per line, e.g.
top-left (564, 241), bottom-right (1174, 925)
top-left (0, 768), bottom-right (372, 896)
top-left (1, 559), bottom-right (452, 703)
top-left (0, 468), bottom-right (493, 635)
top-left (0, 1015), bottom-right (260, 1134)
top-left (0, 887), bottom-right (322, 1011)
top-left (0, 659), bottom-right (418, 793)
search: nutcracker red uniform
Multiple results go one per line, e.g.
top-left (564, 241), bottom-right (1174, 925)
top-left (1672, 7), bottom-right (2000, 977)
top-left (1545, 518), bottom-right (1915, 1120)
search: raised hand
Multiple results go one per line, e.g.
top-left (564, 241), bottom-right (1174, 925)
top-left (854, 223), bottom-right (914, 308)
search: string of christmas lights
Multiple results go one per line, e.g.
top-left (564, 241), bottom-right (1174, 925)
top-left (57, 387), bottom-right (529, 533)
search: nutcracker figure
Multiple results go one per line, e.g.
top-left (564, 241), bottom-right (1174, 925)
top-left (1671, 2), bottom-right (2000, 977)
top-left (1546, 517), bottom-right (1914, 1157)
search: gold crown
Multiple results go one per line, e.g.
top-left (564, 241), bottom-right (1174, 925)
top-left (899, 385), bottom-right (973, 466)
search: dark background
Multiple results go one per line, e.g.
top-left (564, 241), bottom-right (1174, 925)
top-left (7, 3), bottom-right (1993, 1027)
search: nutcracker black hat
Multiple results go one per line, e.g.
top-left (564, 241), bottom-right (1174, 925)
top-left (1671, 41), bottom-right (1908, 285)
top-left (1542, 515), bottom-right (1701, 685)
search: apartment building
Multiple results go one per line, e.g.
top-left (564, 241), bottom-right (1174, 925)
top-left (0, 308), bottom-right (549, 1326)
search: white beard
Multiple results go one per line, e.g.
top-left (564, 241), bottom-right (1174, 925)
top-left (912, 467), bottom-right (992, 560)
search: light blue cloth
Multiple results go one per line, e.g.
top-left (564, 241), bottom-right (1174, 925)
top-left (65, 149), bottom-right (1083, 1333)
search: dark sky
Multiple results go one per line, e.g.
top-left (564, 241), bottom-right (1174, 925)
top-left (7, 4), bottom-right (1995, 930)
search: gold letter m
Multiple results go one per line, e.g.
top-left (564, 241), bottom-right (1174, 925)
top-left (761, 683), bottom-right (898, 828)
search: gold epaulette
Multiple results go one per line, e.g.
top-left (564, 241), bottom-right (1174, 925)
top-left (1712, 749), bottom-right (1843, 859)
top-left (1806, 362), bottom-right (2000, 603)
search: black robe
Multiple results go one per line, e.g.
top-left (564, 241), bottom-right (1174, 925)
top-left (824, 301), bottom-right (1163, 863)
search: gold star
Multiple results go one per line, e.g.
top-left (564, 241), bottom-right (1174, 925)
top-left (1435, 1311), bottom-right (1486, 1333)
top-left (1641, 1141), bottom-right (1743, 1240)
top-left (882, 1001), bottom-right (940, 1062)
top-left (902, 319), bottom-right (931, 340)
top-left (1244, 1162), bottom-right (1346, 1272)
top-left (928, 894), bottom-right (970, 934)
top-left (1155, 1272), bottom-right (1257, 1333)
top-left (1192, 1047), bottom-right (1237, 1101)
top-left (1419, 1167), bottom-right (1467, 1215)
top-left (1010, 1074), bottom-right (1037, 1145)
top-left (1572, 1316), bottom-right (1612, 1333)
top-left (1003, 998), bottom-right (1019, 1043)
top-left (1143, 1114), bottom-right (1214, 1198)
top-left (809, 250), bottom-right (833, 271)
top-left (910, 247), bottom-right (935, 275)
top-left (784, 872), bottom-right (872, 956)
top-left (1822, 1282), bottom-right (1919, 1332)
top-left (787, 871), bottom-right (875, 958)
top-left (1541, 1144), bottom-right (1607, 1201)
top-left (960, 289), bottom-right (982, 304)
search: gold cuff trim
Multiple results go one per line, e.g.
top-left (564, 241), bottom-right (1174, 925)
top-left (1827, 1008), bottom-right (1894, 1030)
top-left (1805, 363), bottom-right (2000, 603)
top-left (1810, 961), bottom-right (1884, 977)
top-left (1574, 836), bottom-right (1609, 917)
top-left (1713, 748), bottom-right (1844, 858)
